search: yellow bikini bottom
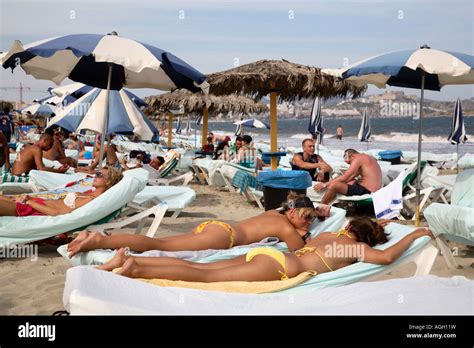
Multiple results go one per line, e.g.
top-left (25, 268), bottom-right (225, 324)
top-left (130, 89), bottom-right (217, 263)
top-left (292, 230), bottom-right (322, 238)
top-left (194, 220), bottom-right (235, 248)
top-left (245, 247), bottom-right (289, 280)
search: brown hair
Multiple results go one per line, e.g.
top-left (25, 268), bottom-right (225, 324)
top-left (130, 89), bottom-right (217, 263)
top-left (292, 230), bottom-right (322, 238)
top-left (348, 217), bottom-right (389, 247)
top-left (102, 166), bottom-right (123, 190)
top-left (302, 138), bottom-right (315, 147)
top-left (280, 192), bottom-right (315, 218)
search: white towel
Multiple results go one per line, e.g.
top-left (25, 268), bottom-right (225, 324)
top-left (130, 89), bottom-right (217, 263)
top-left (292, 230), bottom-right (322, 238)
top-left (371, 170), bottom-right (404, 219)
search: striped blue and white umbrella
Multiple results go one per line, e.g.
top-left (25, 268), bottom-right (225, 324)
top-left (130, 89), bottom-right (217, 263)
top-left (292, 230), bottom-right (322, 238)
top-left (308, 97), bottom-right (324, 147)
top-left (323, 45), bottom-right (474, 226)
top-left (235, 122), bottom-right (243, 136)
top-left (196, 113), bottom-right (203, 126)
top-left (21, 103), bottom-right (56, 116)
top-left (50, 83), bottom-right (149, 108)
top-left (358, 108), bottom-right (371, 143)
top-left (48, 87), bottom-right (157, 140)
top-left (184, 115), bottom-right (192, 135)
top-left (33, 94), bottom-right (65, 106)
top-left (1, 32), bottom-right (207, 167)
top-left (448, 98), bottom-right (467, 145)
top-left (175, 115), bottom-right (182, 135)
top-left (234, 119), bottom-right (270, 129)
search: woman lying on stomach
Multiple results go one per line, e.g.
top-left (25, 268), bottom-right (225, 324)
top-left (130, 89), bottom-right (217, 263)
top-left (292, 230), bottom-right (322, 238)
top-left (67, 194), bottom-right (331, 257)
top-left (0, 167), bottom-right (122, 217)
top-left (99, 217), bottom-right (433, 282)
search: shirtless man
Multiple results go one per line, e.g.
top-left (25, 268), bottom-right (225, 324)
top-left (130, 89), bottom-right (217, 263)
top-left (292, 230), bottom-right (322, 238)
top-left (313, 148), bottom-right (382, 204)
top-left (43, 128), bottom-right (77, 168)
top-left (76, 138), bottom-right (119, 174)
top-left (67, 195), bottom-right (331, 257)
top-left (0, 130), bottom-right (11, 172)
top-left (291, 138), bottom-right (332, 182)
top-left (11, 132), bottom-right (69, 176)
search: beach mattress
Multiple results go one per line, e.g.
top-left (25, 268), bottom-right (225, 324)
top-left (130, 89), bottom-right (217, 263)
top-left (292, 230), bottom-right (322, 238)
top-left (63, 270), bottom-right (472, 315)
top-left (132, 185), bottom-right (196, 211)
top-left (0, 169), bottom-right (148, 246)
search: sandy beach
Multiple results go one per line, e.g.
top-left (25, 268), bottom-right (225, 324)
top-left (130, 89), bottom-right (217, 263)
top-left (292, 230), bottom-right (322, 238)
top-left (1, 181), bottom-right (473, 315)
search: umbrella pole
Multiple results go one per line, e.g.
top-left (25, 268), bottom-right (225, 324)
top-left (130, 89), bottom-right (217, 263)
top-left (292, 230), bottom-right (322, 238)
top-left (456, 143), bottom-right (459, 174)
top-left (270, 91), bottom-right (278, 170)
top-left (415, 72), bottom-right (425, 227)
top-left (168, 111), bottom-right (173, 147)
top-left (202, 107), bottom-right (209, 146)
top-left (98, 64), bottom-right (113, 170)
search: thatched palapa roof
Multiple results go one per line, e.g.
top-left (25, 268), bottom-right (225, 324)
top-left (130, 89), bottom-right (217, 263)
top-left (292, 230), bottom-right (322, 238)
top-left (207, 59), bottom-right (366, 102)
top-left (144, 89), bottom-right (268, 118)
top-left (0, 99), bottom-right (14, 110)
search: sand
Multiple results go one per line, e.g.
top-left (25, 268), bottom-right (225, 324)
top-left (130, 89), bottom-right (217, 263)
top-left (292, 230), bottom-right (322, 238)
top-left (1, 182), bottom-right (473, 315)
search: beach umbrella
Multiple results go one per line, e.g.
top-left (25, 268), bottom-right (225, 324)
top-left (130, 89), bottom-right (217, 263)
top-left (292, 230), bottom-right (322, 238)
top-left (235, 122), bottom-right (243, 136)
top-left (358, 107), bottom-right (371, 149)
top-left (207, 59), bottom-right (365, 169)
top-left (144, 89), bottom-right (268, 148)
top-left (50, 82), bottom-right (149, 108)
top-left (448, 98), bottom-right (468, 172)
top-left (175, 115), bottom-right (182, 135)
top-left (48, 88), bottom-right (157, 140)
top-left (1, 32), bottom-right (207, 167)
top-left (20, 102), bottom-right (56, 116)
top-left (323, 45), bottom-right (474, 225)
top-left (308, 97), bottom-right (324, 152)
top-left (184, 115), bottom-right (192, 136)
top-left (234, 119), bottom-right (270, 129)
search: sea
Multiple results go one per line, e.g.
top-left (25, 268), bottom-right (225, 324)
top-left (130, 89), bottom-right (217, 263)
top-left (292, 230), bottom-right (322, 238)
top-left (207, 116), bottom-right (474, 156)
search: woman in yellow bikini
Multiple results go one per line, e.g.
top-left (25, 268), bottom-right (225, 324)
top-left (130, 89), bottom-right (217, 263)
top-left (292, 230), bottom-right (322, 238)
top-left (67, 194), bottom-right (329, 257)
top-left (98, 217), bottom-right (434, 282)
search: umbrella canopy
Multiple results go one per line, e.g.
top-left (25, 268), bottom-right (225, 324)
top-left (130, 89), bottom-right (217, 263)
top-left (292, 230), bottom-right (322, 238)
top-left (448, 98), bottom-right (467, 145)
top-left (196, 113), bottom-right (203, 126)
top-left (33, 94), bottom-right (65, 106)
top-left (308, 97), bottom-right (323, 135)
top-left (184, 115), bottom-right (192, 135)
top-left (207, 59), bottom-right (366, 101)
top-left (144, 90), bottom-right (268, 115)
top-left (175, 115), bottom-right (182, 135)
top-left (235, 123), bottom-right (243, 137)
top-left (207, 59), bottom-right (365, 169)
top-left (20, 103), bottom-right (56, 116)
top-left (1, 33), bottom-right (208, 92)
top-left (234, 119), bottom-right (270, 129)
top-left (358, 107), bottom-right (371, 142)
top-left (322, 46), bottom-right (474, 90)
top-left (48, 88), bottom-right (156, 140)
top-left (1, 32), bottom-right (206, 167)
top-left (323, 45), bottom-right (474, 225)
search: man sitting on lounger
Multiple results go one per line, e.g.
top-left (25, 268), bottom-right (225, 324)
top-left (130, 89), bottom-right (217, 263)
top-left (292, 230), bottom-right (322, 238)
top-left (313, 149), bottom-right (382, 205)
top-left (98, 217), bottom-right (434, 282)
top-left (122, 156), bottom-right (165, 180)
top-left (291, 138), bottom-right (332, 182)
top-left (0, 167), bottom-right (122, 217)
top-left (67, 193), bottom-right (331, 257)
top-left (12, 130), bottom-right (70, 176)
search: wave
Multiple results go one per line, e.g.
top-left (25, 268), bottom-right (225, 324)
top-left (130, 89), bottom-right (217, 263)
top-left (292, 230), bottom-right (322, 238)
top-left (372, 132), bottom-right (473, 144)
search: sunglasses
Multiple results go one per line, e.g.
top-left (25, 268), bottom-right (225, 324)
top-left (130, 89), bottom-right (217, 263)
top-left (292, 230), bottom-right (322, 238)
top-left (95, 171), bottom-right (108, 179)
top-left (301, 213), bottom-right (315, 222)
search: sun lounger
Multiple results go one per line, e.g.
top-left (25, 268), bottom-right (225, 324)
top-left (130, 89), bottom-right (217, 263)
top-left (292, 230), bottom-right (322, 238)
top-left (56, 205), bottom-right (347, 266)
top-left (62, 222), bottom-right (441, 315)
top-left (0, 169), bottom-right (166, 246)
top-left (424, 168), bottom-right (474, 268)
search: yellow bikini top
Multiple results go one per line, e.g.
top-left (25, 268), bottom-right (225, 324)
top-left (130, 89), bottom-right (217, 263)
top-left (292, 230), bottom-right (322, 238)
top-left (332, 229), bottom-right (353, 239)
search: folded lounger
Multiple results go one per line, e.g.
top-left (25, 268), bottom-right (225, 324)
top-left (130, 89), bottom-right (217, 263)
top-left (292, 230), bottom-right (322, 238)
top-left (0, 169), bottom-right (167, 246)
top-left (62, 222), bottom-right (440, 315)
top-left (424, 168), bottom-right (474, 268)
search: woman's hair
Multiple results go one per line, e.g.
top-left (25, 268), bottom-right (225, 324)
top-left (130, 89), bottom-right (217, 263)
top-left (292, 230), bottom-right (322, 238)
top-left (280, 192), bottom-right (315, 218)
top-left (348, 217), bottom-right (390, 247)
top-left (103, 166), bottom-right (123, 190)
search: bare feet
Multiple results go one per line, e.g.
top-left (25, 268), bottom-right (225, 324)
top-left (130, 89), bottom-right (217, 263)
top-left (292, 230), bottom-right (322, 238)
top-left (116, 258), bottom-right (138, 278)
top-left (67, 231), bottom-right (103, 258)
top-left (67, 230), bottom-right (90, 251)
top-left (97, 247), bottom-right (130, 271)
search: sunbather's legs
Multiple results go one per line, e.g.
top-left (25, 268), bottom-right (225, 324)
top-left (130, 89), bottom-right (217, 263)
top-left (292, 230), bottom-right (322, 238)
top-left (99, 247), bottom-right (246, 271)
top-left (117, 254), bottom-right (285, 282)
top-left (0, 199), bottom-right (17, 216)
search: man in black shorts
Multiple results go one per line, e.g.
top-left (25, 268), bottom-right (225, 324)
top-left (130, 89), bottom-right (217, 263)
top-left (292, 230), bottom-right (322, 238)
top-left (313, 149), bottom-right (382, 204)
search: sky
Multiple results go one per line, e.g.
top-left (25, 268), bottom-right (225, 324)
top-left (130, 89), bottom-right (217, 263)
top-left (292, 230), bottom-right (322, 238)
top-left (0, 0), bottom-right (473, 104)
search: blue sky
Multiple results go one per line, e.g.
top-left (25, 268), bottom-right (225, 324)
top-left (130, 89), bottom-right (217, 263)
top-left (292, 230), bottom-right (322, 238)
top-left (0, 0), bottom-right (473, 103)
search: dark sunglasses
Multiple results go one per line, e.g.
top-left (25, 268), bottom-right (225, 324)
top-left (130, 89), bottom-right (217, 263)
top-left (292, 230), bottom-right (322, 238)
top-left (95, 171), bottom-right (108, 179)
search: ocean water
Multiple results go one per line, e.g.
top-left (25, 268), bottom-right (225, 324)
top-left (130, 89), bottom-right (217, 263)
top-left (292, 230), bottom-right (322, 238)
top-left (207, 116), bottom-right (474, 156)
